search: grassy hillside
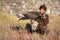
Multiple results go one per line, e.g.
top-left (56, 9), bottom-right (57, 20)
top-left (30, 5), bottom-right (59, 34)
top-left (0, 11), bottom-right (60, 40)
top-left (0, 11), bottom-right (18, 40)
top-left (0, 11), bottom-right (18, 27)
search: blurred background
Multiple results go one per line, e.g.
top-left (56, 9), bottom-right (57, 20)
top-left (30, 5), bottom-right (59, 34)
top-left (0, 0), bottom-right (60, 40)
top-left (0, 0), bottom-right (60, 15)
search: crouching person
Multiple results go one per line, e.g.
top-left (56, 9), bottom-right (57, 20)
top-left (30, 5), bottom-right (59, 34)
top-left (35, 4), bottom-right (49, 35)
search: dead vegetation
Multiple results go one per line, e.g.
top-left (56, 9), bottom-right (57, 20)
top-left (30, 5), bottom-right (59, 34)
top-left (0, 11), bottom-right (60, 40)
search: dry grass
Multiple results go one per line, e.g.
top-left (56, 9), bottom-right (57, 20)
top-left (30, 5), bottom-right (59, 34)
top-left (0, 11), bottom-right (60, 40)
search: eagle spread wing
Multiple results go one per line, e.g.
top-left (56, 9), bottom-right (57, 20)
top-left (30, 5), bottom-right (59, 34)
top-left (17, 11), bottom-right (39, 21)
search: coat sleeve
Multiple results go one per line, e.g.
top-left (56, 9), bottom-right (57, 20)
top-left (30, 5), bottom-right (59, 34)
top-left (43, 14), bottom-right (49, 25)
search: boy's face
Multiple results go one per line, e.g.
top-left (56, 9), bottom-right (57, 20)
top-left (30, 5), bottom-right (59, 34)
top-left (40, 9), bottom-right (46, 14)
